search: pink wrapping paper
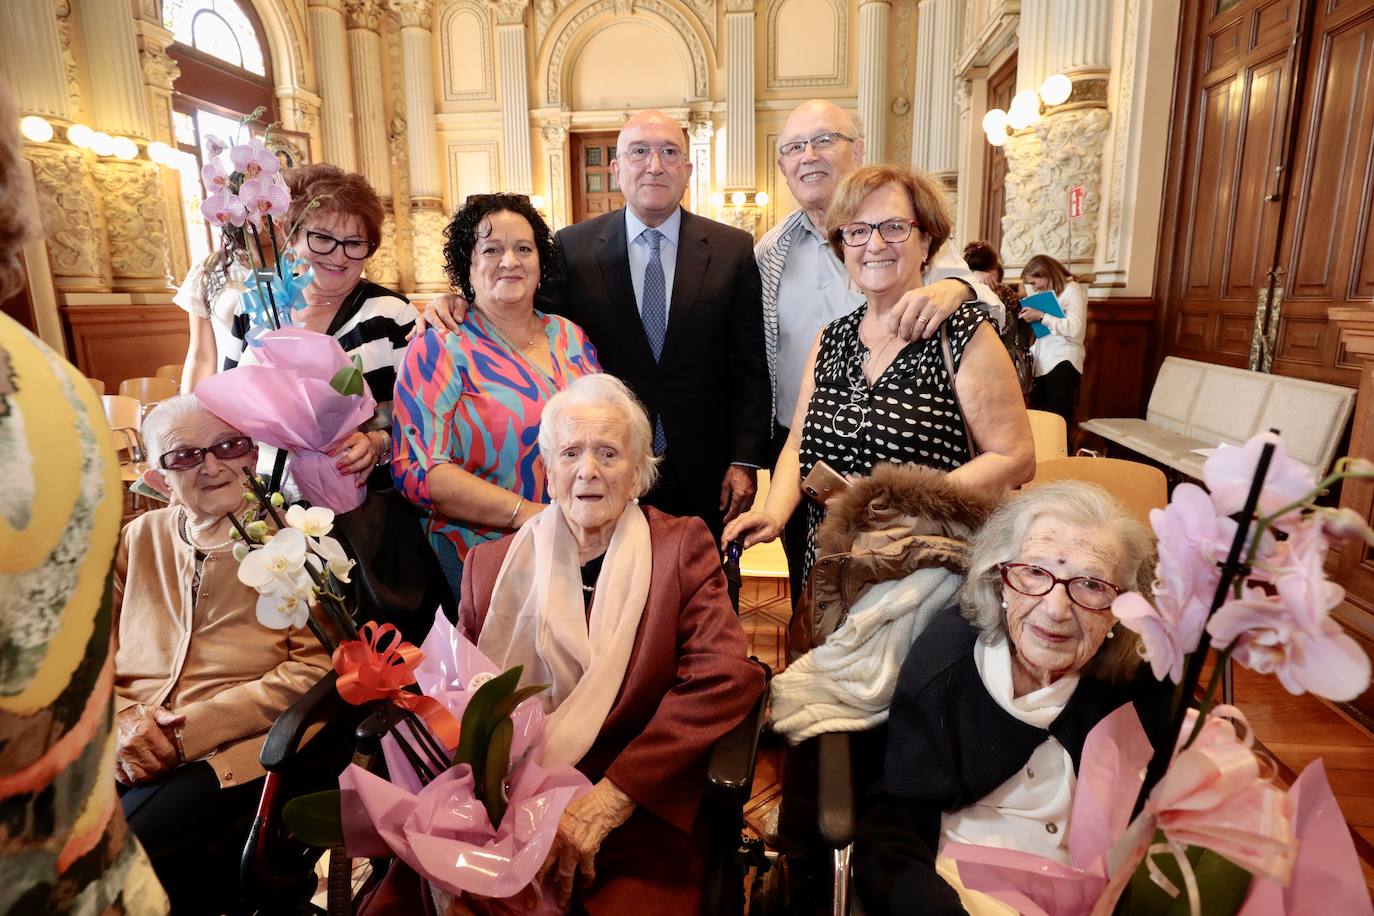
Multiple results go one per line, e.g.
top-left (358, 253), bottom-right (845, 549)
top-left (195, 328), bottom-right (377, 512)
top-left (944, 704), bottom-right (1369, 916)
top-left (340, 616), bottom-right (591, 914)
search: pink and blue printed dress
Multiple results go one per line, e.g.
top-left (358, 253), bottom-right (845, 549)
top-left (391, 310), bottom-right (600, 596)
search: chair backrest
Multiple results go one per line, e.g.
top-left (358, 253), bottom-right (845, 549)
top-left (87, 377), bottom-right (106, 396)
top-left (1027, 409), bottom-right (1068, 462)
top-left (1024, 456), bottom-right (1167, 528)
top-left (1188, 365), bottom-right (1272, 446)
top-left (119, 375), bottom-right (178, 404)
top-left (1145, 357), bottom-right (1208, 433)
top-left (101, 394), bottom-right (145, 461)
top-left (1253, 375), bottom-right (1356, 475)
top-left (155, 363), bottom-right (181, 384)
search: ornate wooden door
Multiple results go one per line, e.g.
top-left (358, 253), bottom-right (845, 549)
top-left (571, 131), bottom-right (624, 223)
top-left (980, 54), bottom-right (1017, 252)
top-left (1160, 0), bottom-right (1374, 388)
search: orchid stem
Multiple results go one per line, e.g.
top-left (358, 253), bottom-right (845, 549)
top-left (397, 708), bottom-right (448, 777)
top-left (389, 716), bottom-right (437, 786)
top-left (1180, 639), bottom-right (1240, 752)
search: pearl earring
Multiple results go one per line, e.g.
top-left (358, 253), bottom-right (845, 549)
top-left (1000, 600), bottom-right (1008, 609)
top-left (1106, 628), bottom-right (1116, 640)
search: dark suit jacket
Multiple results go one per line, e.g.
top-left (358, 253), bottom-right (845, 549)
top-left (458, 507), bottom-right (765, 913)
top-left (546, 208), bottom-right (771, 523)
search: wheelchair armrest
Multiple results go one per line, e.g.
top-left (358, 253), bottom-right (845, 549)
top-left (706, 659), bottom-right (772, 799)
top-left (260, 671), bottom-right (345, 772)
top-left (817, 731), bottom-right (855, 849)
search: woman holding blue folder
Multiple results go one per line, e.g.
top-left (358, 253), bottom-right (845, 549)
top-left (1019, 254), bottom-right (1087, 437)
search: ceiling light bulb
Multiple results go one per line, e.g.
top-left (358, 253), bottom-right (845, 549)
top-left (112, 136), bottom-right (139, 160)
top-left (754, 191), bottom-right (769, 207)
top-left (91, 131), bottom-right (116, 157)
top-left (20, 116), bottom-right (54, 143)
top-left (67, 123), bottom-right (94, 149)
top-left (981, 109), bottom-right (1008, 136)
top-left (1040, 74), bottom-right (1072, 107)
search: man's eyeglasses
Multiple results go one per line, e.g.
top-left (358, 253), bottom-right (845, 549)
top-left (159, 436), bottom-right (254, 471)
top-left (999, 562), bottom-right (1124, 611)
top-left (778, 131), bottom-right (855, 159)
top-left (618, 144), bottom-right (685, 166)
top-left (305, 230), bottom-right (377, 260)
top-left (838, 218), bottom-right (921, 248)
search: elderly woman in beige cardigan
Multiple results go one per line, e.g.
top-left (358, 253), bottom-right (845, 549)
top-left (113, 395), bottom-right (330, 914)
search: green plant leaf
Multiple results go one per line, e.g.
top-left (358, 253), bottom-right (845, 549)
top-left (452, 666), bottom-right (524, 771)
top-left (329, 365), bottom-right (365, 397)
top-left (489, 683), bottom-right (549, 725)
top-left (1119, 838), bottom-right (1252, 916)
top-left (283, 790), bottom-right (344, 848)
top-left (483, 717), bottom-right (514, 829)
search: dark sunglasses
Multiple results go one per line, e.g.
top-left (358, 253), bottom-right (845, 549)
top-left (159, 435), bottom-right (255, 471)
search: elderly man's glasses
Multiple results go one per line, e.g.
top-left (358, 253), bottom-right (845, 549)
top-left (999, 562), bottom-right (1123, 611)
top-left (778, 131), bottom-right (855, 159)
top-left (839, 218), bottom-right (921, 248)
top-left (305, 230), bottom-right (377, 260)
top-left (159, 436), bottom-right (254, 471)
top-left (619, 144), bottom-right (684, 166)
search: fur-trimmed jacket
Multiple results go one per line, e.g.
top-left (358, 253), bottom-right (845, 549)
top-left (788, 463), bottom-right (1000, 659)
top-left (769, 465), bottom-right (1001, 744)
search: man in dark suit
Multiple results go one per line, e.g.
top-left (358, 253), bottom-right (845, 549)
top-left (551, 110), bottom-right (770, 539)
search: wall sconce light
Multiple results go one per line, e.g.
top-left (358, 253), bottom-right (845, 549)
top-left (982, 73), bottom-right (1074, 146)
top-left (730, 191), bottom-right (746, 207)
top-left (111, 136), bottom-right (139, 160)
top-left (90, 131), bottom-right (117, 157)
top-left (754, 191), bottom-right (769, 208)
top-left (19, 116), bottom-right (54, 143)
top-left (709, 191), bottom-right (725, 209)
top-left (530, 194), bottom-right (546, 211)
top-left (67, 123), bottom-right (94, 149)
top-left (147, 140), bottom-right (175, 166)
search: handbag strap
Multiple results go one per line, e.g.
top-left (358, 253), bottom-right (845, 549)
top-left (939, 323), bottom-right (980, 459)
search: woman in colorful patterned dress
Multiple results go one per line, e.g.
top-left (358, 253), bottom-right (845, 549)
top-left (392, 194), bottom-right (600, 598)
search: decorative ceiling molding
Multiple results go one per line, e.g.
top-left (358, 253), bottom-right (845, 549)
top-left (438, 0), bottom-right (495, 101)
top-left (766, 0), bottom-right (847, 89)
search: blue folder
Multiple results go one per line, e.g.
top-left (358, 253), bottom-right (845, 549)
top-left (1022, 290), bottom-right (1064, 339)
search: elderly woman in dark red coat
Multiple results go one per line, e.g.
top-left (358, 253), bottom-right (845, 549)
top-left (449, 372), bottom-right (763, 914)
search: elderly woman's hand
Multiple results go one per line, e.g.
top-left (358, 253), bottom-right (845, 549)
top-left (1019, 306), bottom-right (1045, 322)
top-left (722, 509), bottom-right (784, 551)
top-left (115, 704), bottom-right (186, 786)
top-left (537, 778), bottom-right (635, 908)
top-left (331, 430), bottom-right (380, 482)
top-left (408, 292), bottom-right (470, 339)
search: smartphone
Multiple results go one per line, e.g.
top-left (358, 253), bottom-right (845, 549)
top-left (801, 460), bottom-right (851, 504)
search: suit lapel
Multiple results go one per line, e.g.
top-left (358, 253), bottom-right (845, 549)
top-left (663, 209), bottom-right (710, 364)
top-left (595, 211), bottom-right (657, 369)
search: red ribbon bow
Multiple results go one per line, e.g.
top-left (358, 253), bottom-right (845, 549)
top-left (333, 622), bottom-right (460, 749)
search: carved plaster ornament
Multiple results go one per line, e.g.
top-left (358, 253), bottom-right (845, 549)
top-left (139, 45), bottom-right (181, 91)
top-left (26, 148), bottom-right (103, 280)
top-left (488, 0), bottom-right (529, 25)
top-left (388, 0), bottom-right (434, 29)
top-left (93, 160), bottom-right (172, 282)
top-left (344, 0), bottom-right (386, 30)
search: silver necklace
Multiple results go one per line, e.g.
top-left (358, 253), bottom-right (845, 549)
top-left (179, 509), bottom-right (235, 552)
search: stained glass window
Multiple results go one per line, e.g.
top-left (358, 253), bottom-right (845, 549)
top-left (163, 0), bottom-right (266, 76)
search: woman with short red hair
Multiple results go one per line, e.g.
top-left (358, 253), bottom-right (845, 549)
top-left (220, 164), bottom-right (417, 491)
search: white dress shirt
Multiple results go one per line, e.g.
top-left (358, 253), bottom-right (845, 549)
top-left (938, 638), bottom-right (1080, 865)
top-left (1030, 280), bottom-right (1087, 376)
top-left (625, 206), bottom-right (681, 321)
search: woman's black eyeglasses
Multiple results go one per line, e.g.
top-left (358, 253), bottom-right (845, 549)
top-left (999, 562), bottom-right (1123, 611)
top-left (305, 230), bottom-right (377, 260)
top-left (838, 218), bottom-right (921, 248)
top-left (159, 436), bottom-right (254, 471)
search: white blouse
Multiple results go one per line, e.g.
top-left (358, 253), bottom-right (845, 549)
top-left (938, 639), bottom-right (1080, 865)
top-left (1029, 280), bottom-right (1088, 377)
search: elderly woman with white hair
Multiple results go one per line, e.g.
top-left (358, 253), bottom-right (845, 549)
top-left (113, 395), bottom-right (331, 913)
top-left (854, 480), bottom-right (1167, 916)
top-left (446, 373), bottom-right (762, 913)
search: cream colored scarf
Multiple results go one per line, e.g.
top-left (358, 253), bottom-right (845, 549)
top-left (477, 502), bottom-right (652, 767)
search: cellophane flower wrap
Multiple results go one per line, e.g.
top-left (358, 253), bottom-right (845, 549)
top-left (338, 615), bottom-right (591, 913)
top-left (195, 328), bottom-right (376, 512)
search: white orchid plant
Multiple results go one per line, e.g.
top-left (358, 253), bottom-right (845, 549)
top-left (226, 475), bottom-right (359, 652)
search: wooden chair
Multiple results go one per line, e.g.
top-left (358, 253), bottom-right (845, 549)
top-left (1027, 408), bottom-right (1069, 462)
top-left (1024, 456), bottom-right (1168, 528)
top-left (87, 377), bottom-right (106, 396)
top-left (102, 394), bottom-right (153, 518)
top-left (119, 375), bottom-right (178, 405)
top-left (155, 363), bottom-right (182, 387)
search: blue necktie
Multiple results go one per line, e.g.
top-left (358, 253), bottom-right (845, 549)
top-left (641, 228), bottom-right (667, 454)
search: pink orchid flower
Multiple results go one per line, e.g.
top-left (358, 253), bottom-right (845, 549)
top-left (201, 159), bottom-right (229, 193)
top-left (201, 190), bottom-right (247, 228)
top-left (204, 134), bottom-right (228, 157)
top-left (1114, 588), bottom-right (1209, 684)
top-left (1208, 587), bottom-right (1370, 701)
top-left (1203, 432), bottom-right (1315, 521)
top-left (229, 138), bottom-right (280, 181)
top-left (238, 176), bottom-right (290, 226)
top-left (1150, 483), bottom-right (1235, 599)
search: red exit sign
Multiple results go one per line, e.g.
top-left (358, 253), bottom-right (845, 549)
top-left (1069, 185), bottom-right (1085, 221)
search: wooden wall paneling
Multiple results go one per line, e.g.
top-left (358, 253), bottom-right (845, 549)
top-left (63, 303), bottom-right (189, 390)
top-left (1074, 298), bottom-right (1156, 449)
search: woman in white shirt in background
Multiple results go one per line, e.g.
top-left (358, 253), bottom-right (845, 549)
top-left (1018, 254), bottom-right (1086, 438)
top-left (174, 244), bottom-right (249, 392)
